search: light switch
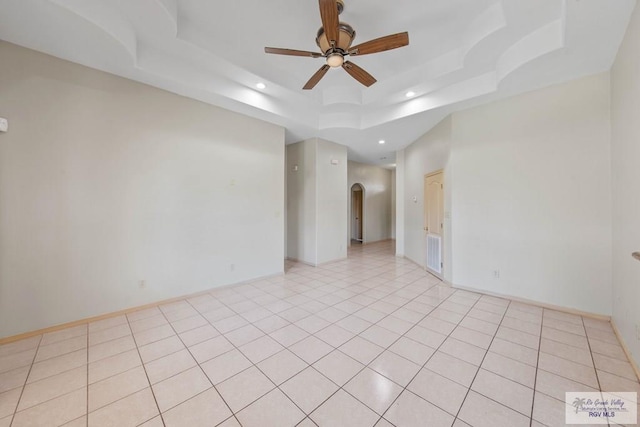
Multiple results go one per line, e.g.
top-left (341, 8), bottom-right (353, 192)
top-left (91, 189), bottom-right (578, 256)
top-left (0, 118), bottom-right (7, 133)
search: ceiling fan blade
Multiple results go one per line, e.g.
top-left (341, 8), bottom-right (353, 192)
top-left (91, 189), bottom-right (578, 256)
top-left (319, 0), bottom-right (339, 47)
top-left (349, 32), bottom-right (409, 56)
top-left (265, 47), bottom-right (323, 58)
top-left (303, 64), bottom-right (331, 90)
top-left (342, 61), bottom-right (376, 87)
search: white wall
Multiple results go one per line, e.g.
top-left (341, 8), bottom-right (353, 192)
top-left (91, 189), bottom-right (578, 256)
top-left (451, 72), bottom-right (612, 315)
top-left (286, 138), bottom-right (347, 265)
top-left (391, 170), bottom-right (396, 240)
top-left (403, 116), bottom-right (453, 281)
top-left (347, 161), bottom-right (393, 244)
top-left (286, 140), bottom-right (317, 264)
top-left (395, 150), bottom-right (405, 257)
top-left (611, 4), bottom-right (640, 366)
top-left (0, 42), bottom-right (285, 338)
top-left (316, 139), bottom-right (348, 264)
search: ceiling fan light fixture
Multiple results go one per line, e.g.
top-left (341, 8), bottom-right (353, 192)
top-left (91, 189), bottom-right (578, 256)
top-left (327, 53), bottom-right (344, 68)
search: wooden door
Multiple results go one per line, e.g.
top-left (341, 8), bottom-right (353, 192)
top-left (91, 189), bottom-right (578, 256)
top-left (424, 171), bottom-right (444, 274)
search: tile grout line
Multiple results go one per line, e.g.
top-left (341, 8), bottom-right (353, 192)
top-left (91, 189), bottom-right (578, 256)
top-left (143, 250), bottom-right (408, 423)
top-left (302, 278), bottom-right (450, 425)
top-left (529, 307), bottom-right (545, 427)
top-left (303, 273), bottom-right (451, 400)
top-left (187, 288), bottom-right (314, 421)
top-left (5, 242), bottom-right (630, 426)
top-left (581, 316), bottom-right (610, 427)
top-left (193, 291), bottom-right (313, 421)
top-left (159, 279), bottom-right (524, 426)
top-left (186, 278), bottom-right (369, 423)
top-left (125, 313), bottom-right (167, 427)
top-left (451, 299), bottom-right (513, 425)
top-left (9, 334), bottom-right (42, 427)
top-left (372, 289), bottom-right (475, 426)
top-left (358, 287), bottom-right (482, 425)
top-left (284, 279), bottom-right (447, 425)
top-left (0, 296), bottom-right (512, 422)
top-left (183, 256), bottom-right (442, 423)
top-left (167, 300), bottom-right (244, 427)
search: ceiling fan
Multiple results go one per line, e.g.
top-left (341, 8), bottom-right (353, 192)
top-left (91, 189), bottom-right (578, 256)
top-left (264, 0), bottom-right (409, 90)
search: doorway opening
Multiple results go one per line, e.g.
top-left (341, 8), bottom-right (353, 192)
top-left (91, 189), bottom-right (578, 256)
top-left (351, 183), bottom-right (364, 244)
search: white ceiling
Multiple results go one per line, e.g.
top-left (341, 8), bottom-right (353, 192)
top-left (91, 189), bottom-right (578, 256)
top-left (0, 0), bottom-right (635, 166)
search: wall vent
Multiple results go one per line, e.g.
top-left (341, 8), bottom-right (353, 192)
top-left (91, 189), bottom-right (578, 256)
top-left (427, 234), bottom-right (442, 274)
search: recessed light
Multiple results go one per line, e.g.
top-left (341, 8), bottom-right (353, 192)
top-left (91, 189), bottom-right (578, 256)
top-left (405, 91), bottom-right (415, 98)
top-left (256, 82), bottom-right (266, 90)
top-left (379, 140), bottom-right (386, 144)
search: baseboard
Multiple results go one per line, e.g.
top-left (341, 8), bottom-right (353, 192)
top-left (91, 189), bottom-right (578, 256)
top-left (451, 283), bottom-right (611, 321)
top-left (362, 238), bottom-right (393, 246)
top-left (316, 256), bottom-right (348, 266)
top-left (285, 256), bottom-right (317, 267)
top-left (0, 271), bottom-right (284, 345)
top-left (452, 283), bottom-right (640, 379)
top-left (0, 295), bottom-right (202, 345)
top-left (285, 256), bottom-right (348, 267)
top-left (610, 319), bottom-right (640, 382)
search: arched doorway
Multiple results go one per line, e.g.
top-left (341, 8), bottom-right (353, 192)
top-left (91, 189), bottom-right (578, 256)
top-left (351, 183), bottom-right (364, 243)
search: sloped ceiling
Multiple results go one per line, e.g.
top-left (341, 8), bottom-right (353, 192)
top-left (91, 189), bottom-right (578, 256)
top-left (0, 0), bottom-right (635, 166)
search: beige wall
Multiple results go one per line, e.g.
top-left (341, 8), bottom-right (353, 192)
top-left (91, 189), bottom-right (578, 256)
top-left (286, 140), bottom-right (317, 264)
top-left (286, 138), bottom-right (347, 265)
top-left (316, 139), bottom-right (348, 264)
top-left (0, 42), bottom-right (285, 338)
top-left (611, 3), bottom-right (640, 367)
top-left (391, 170), bottom-right (396, 240)
top-left (347, 161), bottom-right (393, 244)
top-left (395, 150), bottom-right (405, 257)
top-left (450, 72), bottom-right (612, 315)
top-left (399, 72), bottom-right (613, 315)
top-left (402, 116), bottom-right (453, 281)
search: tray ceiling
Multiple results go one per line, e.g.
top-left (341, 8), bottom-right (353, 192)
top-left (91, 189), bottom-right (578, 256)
top-left (0, 0), bottom-right (635, 165)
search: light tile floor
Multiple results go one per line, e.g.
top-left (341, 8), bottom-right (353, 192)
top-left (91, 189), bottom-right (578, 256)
top-left (1, 241), bottom-right (638, 427)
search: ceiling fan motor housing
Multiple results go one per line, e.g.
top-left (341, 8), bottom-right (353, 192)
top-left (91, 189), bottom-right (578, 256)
top-left (316, 23), bottom-right (355, 54)
top-left (263, 0), bottom-right (409, 89)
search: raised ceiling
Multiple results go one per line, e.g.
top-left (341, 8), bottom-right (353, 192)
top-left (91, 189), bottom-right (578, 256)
top-left (0, 0), bottom-right (635, 166)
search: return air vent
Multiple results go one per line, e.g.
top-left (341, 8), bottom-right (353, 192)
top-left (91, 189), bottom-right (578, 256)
top-left (427, 234), bottom-right (442, 274)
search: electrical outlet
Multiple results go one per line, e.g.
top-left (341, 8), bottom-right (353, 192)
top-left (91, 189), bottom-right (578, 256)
top-left (493, 270), bottom-right (500, 279)
top-left (139, 280), bottom-right (146, 289)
